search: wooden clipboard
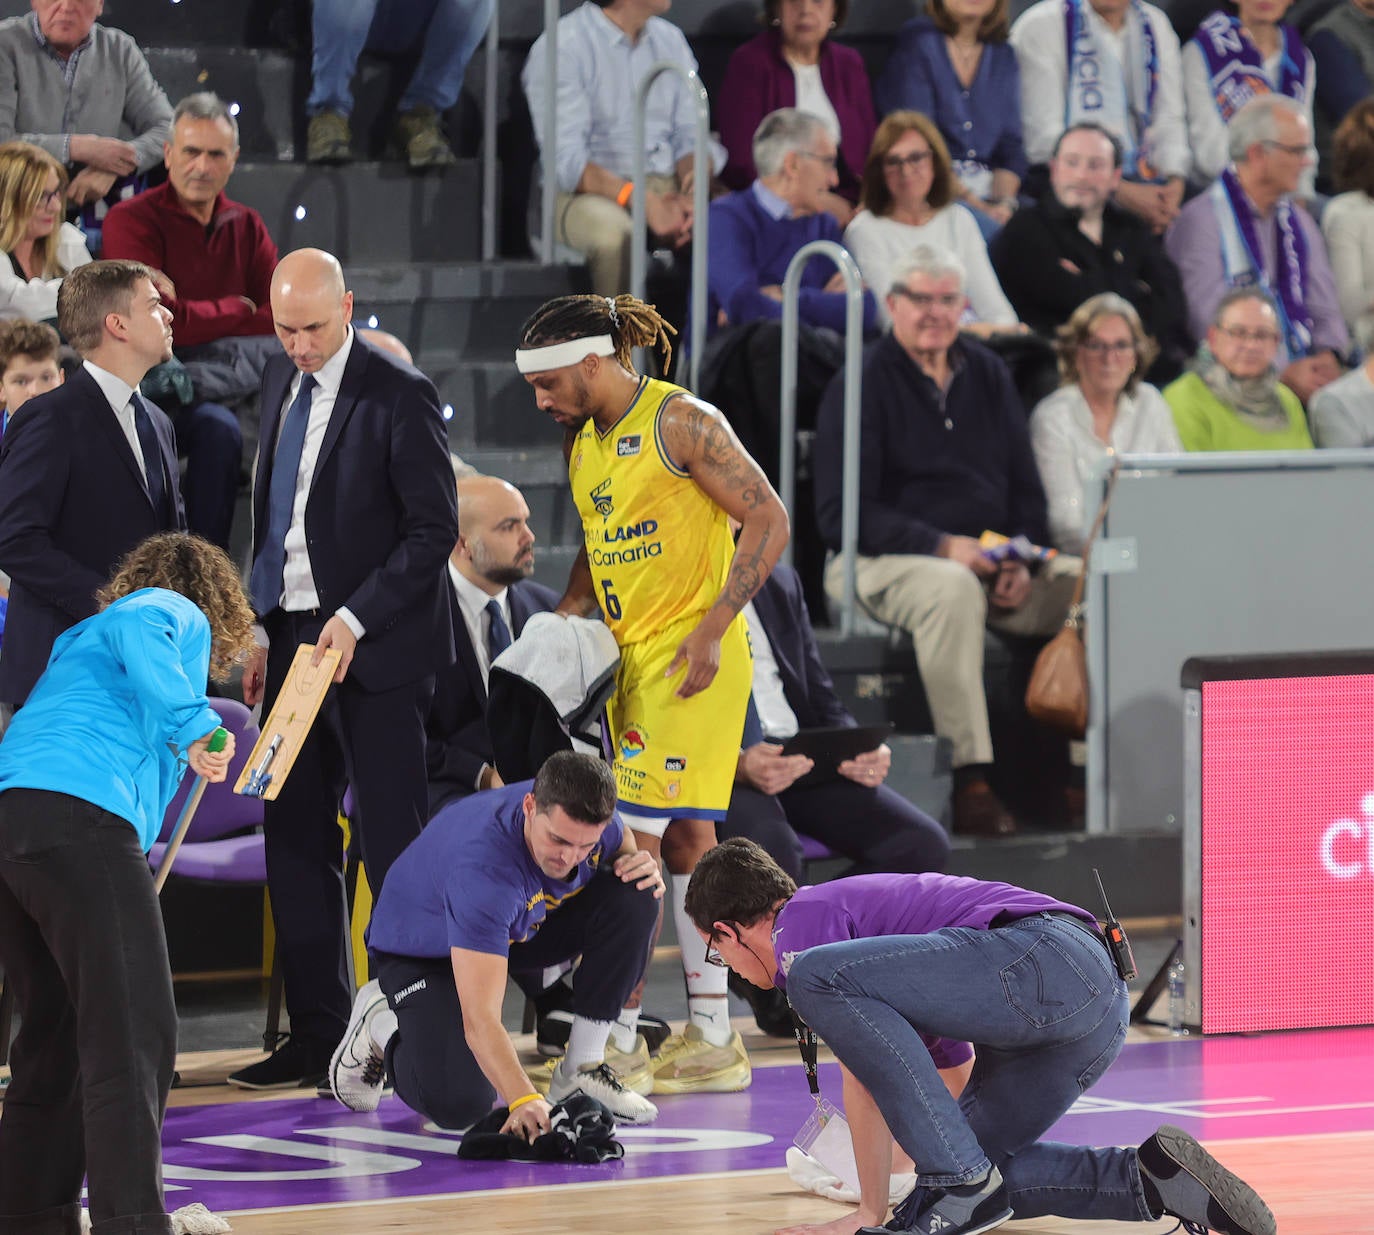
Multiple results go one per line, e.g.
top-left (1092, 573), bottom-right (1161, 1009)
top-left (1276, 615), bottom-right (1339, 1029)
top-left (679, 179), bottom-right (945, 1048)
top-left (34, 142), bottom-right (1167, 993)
top-left (234, 644), bottom-right (341, 800)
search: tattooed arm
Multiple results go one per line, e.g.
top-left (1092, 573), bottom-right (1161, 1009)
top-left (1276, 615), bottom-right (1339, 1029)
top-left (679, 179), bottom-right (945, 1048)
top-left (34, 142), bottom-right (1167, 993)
top-left (556, 427), bottom-right (600, 618)
top-left (659, 394), bottom-right (790, 698)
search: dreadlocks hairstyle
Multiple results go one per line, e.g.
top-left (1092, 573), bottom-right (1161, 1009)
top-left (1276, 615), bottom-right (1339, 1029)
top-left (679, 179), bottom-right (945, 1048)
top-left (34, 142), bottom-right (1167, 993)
top-left (519, 294), bottom-right (678, 375)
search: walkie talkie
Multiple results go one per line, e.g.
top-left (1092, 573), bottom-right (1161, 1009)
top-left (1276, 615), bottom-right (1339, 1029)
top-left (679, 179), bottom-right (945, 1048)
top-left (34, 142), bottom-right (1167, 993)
top-left (1092, 867), bottom-right (1137, 982)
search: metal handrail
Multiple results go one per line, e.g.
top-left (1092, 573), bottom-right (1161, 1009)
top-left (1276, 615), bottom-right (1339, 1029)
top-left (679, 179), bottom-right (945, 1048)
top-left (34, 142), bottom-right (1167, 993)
top-left (630, 62), bottom-right (711, 391)
top-left (539, 0), bottom-right (560, 264)
top-left (778, 240), bottom-right (865, 635)
top-left (480, 0), bottom-right (500, 261)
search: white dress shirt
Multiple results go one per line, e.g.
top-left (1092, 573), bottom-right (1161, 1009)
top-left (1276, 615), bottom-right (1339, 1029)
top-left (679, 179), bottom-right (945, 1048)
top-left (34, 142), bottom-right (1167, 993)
top-left (448, 560), bottom-right (511, 687)
top-left (1010, 0), bottom-right (1188, 178)
top-left (742, 601), bottom-right (799, 742)
top-left (82, 359), bottom-right (147, 482)
top-left (792, 62), bottom-right (841, 144)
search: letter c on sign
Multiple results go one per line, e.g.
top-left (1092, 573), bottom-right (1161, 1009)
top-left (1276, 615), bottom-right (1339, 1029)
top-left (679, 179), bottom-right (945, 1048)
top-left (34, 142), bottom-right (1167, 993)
top-left (1321, 818), bottom-right (1364, 879)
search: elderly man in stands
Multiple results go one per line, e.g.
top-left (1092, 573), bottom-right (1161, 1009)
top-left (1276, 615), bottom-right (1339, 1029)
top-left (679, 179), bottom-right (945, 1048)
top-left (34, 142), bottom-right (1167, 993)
top-left (0, 0), bottom-right (172, 210)
top-left (1165, 95), bottom-right (1346, 407)
top-left (813, 245), bottom-right (1079, 840)
top-left (1009, 0), bottom-right (1188, 234)
top-left (990, 123), bottom-right (1189, 384)
top-left (103, 93), bottom-right (278, 550)
top-left (706, 108), bottom-right (877, 341)
top-left (522, 0), bottom-right (721, 297)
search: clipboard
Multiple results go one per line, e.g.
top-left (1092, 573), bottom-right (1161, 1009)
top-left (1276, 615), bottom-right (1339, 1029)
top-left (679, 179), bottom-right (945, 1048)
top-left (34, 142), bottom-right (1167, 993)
top-left (235, 644), bottom-right (341, 799)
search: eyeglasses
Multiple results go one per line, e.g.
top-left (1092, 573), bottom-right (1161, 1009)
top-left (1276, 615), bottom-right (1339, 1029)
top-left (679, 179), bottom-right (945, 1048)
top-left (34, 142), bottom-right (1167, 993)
top-left (1079, 339), bottom-right (1135, 356)
top-left (891, 288), bottom-right (963, 311)
top-left (1216, 325), bottom-right (1280, 345)
top-left (1261, 140), bottom-right (1311, 158)
top-left (38, 188), bottom-right (62, 207)
top-left (883, 150), bottom-right (933, 172)
top-left (798, 150), bottom-right (838, 171)
top-left (704, 925), bottom-right (734, 967)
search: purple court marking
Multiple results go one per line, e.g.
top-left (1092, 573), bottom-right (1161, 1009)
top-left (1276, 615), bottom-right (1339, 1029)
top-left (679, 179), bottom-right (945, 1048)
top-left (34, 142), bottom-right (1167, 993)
top-left (159, 1029), bottom-right (1374, 1214)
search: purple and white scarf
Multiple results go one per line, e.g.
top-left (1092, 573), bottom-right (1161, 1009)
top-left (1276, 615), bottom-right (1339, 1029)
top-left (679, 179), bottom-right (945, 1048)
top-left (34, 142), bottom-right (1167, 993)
top-left (1191, 10), bottom-right (1309, 124)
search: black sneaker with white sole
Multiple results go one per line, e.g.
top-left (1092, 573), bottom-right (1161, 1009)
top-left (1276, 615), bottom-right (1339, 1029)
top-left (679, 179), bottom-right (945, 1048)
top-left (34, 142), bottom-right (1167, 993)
top-left (227, 1035), bottom-right (331, 1091)
top-left (859, 1166), bottom-right (1013, 1235)
top-left (1137, 1125), bottom-right (1276, 1235)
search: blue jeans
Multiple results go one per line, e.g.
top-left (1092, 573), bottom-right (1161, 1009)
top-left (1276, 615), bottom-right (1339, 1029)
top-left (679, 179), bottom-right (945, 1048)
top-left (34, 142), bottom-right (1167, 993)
top-left (787, 913), bottom-right (1153, 1222)
top-left (308, 0), bottom-right (494, 117)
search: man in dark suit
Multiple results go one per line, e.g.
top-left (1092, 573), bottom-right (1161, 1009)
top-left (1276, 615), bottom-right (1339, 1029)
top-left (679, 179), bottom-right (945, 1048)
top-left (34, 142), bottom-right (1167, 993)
top-left (230, 248), bottom-right (459, 1090)
top-left (0, 260), bottom-right (184, 708)
top-left (426, 472), bottom-right (558, 816)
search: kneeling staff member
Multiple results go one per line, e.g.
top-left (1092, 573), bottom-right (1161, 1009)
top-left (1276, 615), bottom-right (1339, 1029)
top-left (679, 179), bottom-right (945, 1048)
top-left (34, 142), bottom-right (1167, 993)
top-left (329, 750), bottom-right (663, 1132)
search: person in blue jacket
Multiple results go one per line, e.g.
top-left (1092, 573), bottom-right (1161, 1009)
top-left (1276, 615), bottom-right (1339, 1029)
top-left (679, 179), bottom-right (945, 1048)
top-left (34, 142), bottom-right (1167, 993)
top-left (0, 531), bottom-right (254, 1235)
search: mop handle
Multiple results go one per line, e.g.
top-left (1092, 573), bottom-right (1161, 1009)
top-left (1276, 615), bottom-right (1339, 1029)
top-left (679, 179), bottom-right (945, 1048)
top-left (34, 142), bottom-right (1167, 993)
top-left (153, 726), bottom-right (229, 893)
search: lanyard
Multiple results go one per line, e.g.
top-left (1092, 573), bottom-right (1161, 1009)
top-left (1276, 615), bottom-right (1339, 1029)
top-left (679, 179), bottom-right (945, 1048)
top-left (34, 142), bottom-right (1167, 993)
top-left (792, 1008), bottom-right (824, 1105)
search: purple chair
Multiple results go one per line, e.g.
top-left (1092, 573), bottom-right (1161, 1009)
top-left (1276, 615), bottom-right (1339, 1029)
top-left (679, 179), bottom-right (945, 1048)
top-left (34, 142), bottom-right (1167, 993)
top-left (798, 834), bottom-right (837, 864)
top-left (149, 697), bottom-right (283, 1050)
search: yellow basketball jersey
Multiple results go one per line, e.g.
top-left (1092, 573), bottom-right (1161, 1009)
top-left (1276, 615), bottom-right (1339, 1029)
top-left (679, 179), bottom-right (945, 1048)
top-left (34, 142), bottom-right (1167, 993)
top-left (569, 376), bottom-right (734, 645)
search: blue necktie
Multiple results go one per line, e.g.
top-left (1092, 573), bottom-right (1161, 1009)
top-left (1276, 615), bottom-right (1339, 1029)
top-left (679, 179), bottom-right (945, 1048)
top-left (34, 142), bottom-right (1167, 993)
top-left (132, 395), bottom-right (168, 522)
top-left (250, 374), bottom-right (317, 615)
top-left (485, 598), bottom-right (512, 665)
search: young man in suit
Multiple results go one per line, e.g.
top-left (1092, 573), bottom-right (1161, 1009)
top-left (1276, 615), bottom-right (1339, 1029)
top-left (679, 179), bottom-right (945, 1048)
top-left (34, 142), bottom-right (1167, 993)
top-left (231, 248), bottom-right (459, 1090)
top-left (426, 472), bottom-right (559, 817)
top-left (0, 260), bottom-right (184, 710)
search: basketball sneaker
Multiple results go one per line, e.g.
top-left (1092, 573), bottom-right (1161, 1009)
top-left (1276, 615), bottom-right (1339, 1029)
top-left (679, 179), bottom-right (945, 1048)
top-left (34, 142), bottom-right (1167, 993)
top-left (547, 1059), bottom-right (659, 1125)
top-left (859, 1168), bottom-right (1012, 1235)
top-left (329, 980), bottom-right (390, 1112)
top-left (650, 1024), bottom-right (752, 1094)
top-left (528, 1035), bottom-right (654, 1097)
top-left (1137, 1125), bottom-right (1276, 1235)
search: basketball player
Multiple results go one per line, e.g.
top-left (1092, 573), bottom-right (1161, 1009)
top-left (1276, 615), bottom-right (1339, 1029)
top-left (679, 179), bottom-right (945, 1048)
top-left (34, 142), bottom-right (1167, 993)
top-left (516, 294), bottom-right (789, 1093)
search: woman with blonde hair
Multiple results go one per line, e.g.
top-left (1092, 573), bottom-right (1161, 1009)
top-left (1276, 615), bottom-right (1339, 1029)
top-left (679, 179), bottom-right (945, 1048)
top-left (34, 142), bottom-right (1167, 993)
top-left (843, 111), bottom-right (1020, 335)
top-left (0, 533), bottom-right (254, 1235)
top-left (1030, 293), bottom-right (1180, 553)
top-left (0, 140), bottom-right (92, 322)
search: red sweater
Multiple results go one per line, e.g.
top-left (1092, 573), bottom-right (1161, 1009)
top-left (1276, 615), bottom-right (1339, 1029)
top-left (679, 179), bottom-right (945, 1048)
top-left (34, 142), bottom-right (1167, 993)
top-left (102, 181), bottom-right (278, 348)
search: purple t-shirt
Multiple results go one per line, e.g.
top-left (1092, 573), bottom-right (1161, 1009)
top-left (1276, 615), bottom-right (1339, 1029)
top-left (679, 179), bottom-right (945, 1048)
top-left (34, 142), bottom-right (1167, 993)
top-left (366, 782), bottom-right (624, 960)
top-left (770, 873), bottom-right (1096, 1069)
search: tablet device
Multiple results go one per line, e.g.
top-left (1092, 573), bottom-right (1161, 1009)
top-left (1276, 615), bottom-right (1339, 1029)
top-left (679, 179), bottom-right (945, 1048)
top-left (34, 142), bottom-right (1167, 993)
top-left (778, 723), bottom-right (895, 789)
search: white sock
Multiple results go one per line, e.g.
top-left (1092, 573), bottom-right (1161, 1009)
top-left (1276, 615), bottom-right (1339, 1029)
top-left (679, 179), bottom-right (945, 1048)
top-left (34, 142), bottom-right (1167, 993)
top-left (610, 1007), bottom-right (640, 1053)
top-left (369, 1008), bottom-right (397, 1054)
top-left (672, 874), bottom-right (732, 1046)
top-left (564, 1015), bottom-right (614, 1073)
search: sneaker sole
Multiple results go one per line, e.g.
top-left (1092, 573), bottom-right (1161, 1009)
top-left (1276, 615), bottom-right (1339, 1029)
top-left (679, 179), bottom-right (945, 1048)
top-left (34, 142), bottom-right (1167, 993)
top-left (1151, 1126), bottom-right (1277, 1235)
top-left (329, 990), bottom-right (388, 1111)
top-left (226, 1072), bottom-right (325, 1092)
top-left (651, 1061), bottom-right (752, 1095)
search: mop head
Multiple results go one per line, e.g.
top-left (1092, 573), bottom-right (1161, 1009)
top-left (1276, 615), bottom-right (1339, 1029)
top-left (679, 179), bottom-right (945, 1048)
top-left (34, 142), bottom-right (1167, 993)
top-left (80, 1204), bottom-right (232, 1234)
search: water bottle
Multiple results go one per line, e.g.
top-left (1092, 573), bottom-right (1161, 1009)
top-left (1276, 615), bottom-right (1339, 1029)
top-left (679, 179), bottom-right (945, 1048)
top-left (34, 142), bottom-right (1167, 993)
top-left (1167, 956), bottom-right (1189, 1036)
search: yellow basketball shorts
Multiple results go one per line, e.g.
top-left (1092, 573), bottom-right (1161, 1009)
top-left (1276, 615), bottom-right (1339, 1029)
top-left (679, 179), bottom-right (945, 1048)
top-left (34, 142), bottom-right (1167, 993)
top-left (608, 611), bottom-right (752, 822)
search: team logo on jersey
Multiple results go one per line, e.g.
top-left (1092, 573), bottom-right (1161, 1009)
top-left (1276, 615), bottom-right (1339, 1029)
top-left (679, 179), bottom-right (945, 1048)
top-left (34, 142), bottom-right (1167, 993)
top-left (621, 727), bottom-right (648, 759)
top-left (617, 434), bottom-right (642, 457)
top-left (591, 477), bottom-right (614, 519)
top-left (665, 780), bottom-right (681, 800)
top-left (665, 756), bottom-right (687, 772)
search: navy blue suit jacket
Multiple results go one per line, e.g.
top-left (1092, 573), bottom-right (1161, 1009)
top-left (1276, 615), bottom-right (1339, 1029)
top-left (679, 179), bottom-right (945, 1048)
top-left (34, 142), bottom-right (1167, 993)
top-left (252, 335), bottom-right (458, 692)
top-left (743, 563), bottom-right (854, 746)
top-left (0, 366), bottom-right (184, 705)
top-left (426, 576), bottom-right (560, 814)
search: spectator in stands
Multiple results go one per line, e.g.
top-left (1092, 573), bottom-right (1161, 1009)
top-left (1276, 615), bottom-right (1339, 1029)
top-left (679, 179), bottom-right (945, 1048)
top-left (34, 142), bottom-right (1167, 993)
top-left (990, 124), bottom-right (1189, 383)
top-left (1009, 0), bottom-right (1187, 234)
top-left (0, 140), bottom-right (90, 322)
top-left (1164, 287), bottom-right (1314, 451)
top-left (1182, 0), bottom-right (1314, 196)
top-left (0, 319), bottom-right (63, 437)
top-left (1321, 100), bottom-right (1374, 352)
top-left (707, 109), bottom-right (877, 340)
top-left (874, 0), bottom-right (1025, 239)
top-left (306, 0), bottom-right (493, 169)
top-left (716, 0), bottom-right (875, 227)
top-left (427, 472), bottom-right (559, 816)
top-left (1165, 95), bottom-right (1346, 407)
top-left (1030, 294), bottom-right (1180, 554)
top-left (1309, 350), bottom-right (1374, 447)
top-left (522, 0), bottom-right (720, 297)
top-left (844, 111), bottom-right (1019, 335)
top-left (103, 93), bottom-right (274, 550)
top-left (1309, 0), bottom-right (1374, 135)
top-left (814, 245), bottom-right (1080, 839)
top-left (0, 0), bottom-right (172, 209)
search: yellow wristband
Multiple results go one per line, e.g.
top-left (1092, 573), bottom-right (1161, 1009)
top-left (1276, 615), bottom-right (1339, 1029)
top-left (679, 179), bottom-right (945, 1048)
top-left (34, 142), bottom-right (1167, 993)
top-left (507, 1092), bottom-right (542, 1112)
top-left (616, 180), bottom-right (634, 209)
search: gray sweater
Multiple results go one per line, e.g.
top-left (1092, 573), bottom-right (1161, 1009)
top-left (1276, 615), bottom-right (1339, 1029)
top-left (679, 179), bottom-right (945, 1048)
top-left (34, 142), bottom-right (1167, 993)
top-left (0, 15), bottom-right (171, 172)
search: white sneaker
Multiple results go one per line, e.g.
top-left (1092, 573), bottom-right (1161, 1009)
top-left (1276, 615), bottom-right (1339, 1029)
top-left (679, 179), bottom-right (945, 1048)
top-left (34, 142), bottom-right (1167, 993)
top-left (329, 979), bottom-right (389, 1112)
top-left (548, 1058), bottom-right (659, 1125)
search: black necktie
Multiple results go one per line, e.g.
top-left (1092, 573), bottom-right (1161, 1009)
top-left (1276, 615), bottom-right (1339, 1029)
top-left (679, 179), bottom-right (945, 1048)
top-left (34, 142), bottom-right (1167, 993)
top-left (486, 598), bottom-right (512, 665)
top-left (131, 394), bottom-right (168, 522)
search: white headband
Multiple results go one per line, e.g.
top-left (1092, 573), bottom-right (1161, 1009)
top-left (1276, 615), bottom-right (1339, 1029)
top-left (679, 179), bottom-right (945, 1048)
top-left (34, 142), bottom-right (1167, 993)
top-left (514, 335), bottom-right (615, 374)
